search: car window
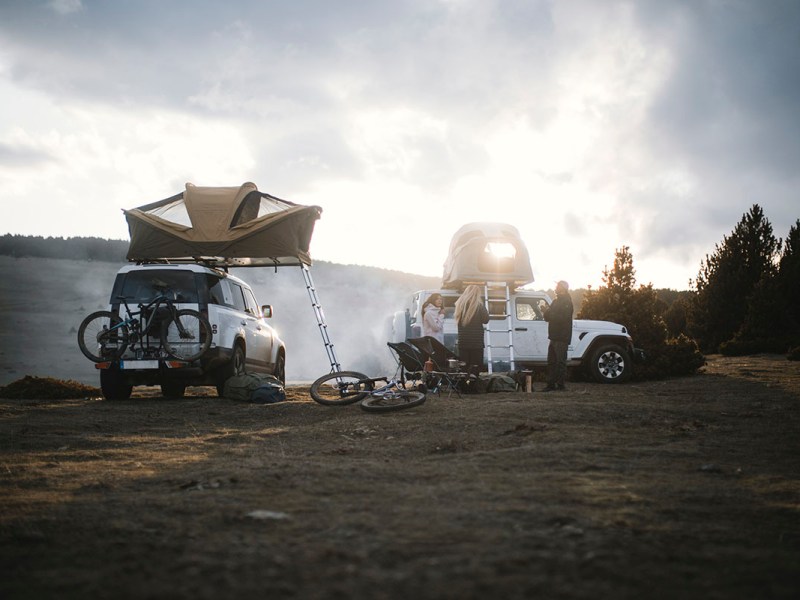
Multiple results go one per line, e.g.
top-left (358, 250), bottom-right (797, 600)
top-left (206, 275), bottom-right (227, 306)
top-left (516, 298), bottom-right (545, 321)
top-left (229, 282), bottom-right (247, 312)
top-left (243, 287), bottom-right (261, 316)
top-left (119, 270), bottom-right (199, 303)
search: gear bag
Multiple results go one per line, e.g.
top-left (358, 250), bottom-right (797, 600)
top-left (223, 373), bottom-right (286, 403)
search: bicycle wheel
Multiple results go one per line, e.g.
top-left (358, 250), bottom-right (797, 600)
top-left (78, 311), bottom-right (128, 362)
top-left (310, 371), bottom-right (373, 405)
top-left (161, 309), bottom-right (212, 362)
top-left (360, 389), bottom-right (426, 413)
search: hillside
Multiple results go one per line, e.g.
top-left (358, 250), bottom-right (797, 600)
top-left (0, 255), bottom-right (439, 386)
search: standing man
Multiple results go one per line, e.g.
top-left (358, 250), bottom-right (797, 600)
top-left (543, 280), bottom-right (573, 391)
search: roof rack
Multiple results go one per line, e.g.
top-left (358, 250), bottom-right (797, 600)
top-left (131, 256), bottom-right (300, 272)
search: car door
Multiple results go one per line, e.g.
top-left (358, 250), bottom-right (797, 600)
top-left (512, 296), bottom-right (550, 361)
top-left (241, 285), bottom-right (274, 371)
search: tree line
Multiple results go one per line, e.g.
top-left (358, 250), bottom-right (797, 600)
top-left (0, 234), bottom-right (129, 262)
top-left (579, 205), bottom-right (800, 379)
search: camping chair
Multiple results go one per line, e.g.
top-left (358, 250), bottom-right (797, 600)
top-left (387, 341), bottom-right (428, 390)
top-left (407, 336), bottom-right (470, 396)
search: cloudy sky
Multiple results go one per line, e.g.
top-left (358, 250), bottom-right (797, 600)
top-left (1, 0), bottom-right (798, 290)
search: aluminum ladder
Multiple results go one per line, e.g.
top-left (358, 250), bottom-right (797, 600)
top-left (301, 264), bottom-right (341, 373)
top-left (483, 281), bottom-right (515, 373)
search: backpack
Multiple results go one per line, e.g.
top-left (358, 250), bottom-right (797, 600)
top-left (485, 374), bottom-right (518, 393)
top-left (223, 373), bottom-right (286, 403)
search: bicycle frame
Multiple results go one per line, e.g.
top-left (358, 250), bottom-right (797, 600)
top-left (114, 295), bottom-right (178, 356)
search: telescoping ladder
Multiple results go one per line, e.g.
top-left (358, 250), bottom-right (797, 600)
top-left (483, 281), bottom-right (515, 373)
top-left (301, 264), bottom-right (341, 373)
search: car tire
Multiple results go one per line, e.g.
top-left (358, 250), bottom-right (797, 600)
top-left (216, 342), bottom-right (246, 397)
top-left (274, 351), bottom-right (286, 385)
top-left (100, 366), bottom-right (133, 400)
top-left (587, 343), bottom-right (632, 384)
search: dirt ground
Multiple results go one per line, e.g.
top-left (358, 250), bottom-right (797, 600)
top-left (1, 355), bottom-right (798, 600)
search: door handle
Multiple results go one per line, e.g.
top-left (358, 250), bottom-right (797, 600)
top-left (515, 327), bottom-right (528, 331)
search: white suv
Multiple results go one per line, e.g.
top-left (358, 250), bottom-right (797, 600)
top-left (392, 288), bottom-right (645, 383)
top-left (95, 262), bottom-right (285, 400)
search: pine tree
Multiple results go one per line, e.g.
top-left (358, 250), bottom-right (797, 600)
top-left (579, 246), bottom-right (702, 378)
top-left (688, 205), bottom-right (780, 352)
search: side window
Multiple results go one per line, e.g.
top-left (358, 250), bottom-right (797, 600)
top-left (207, 275), bottom-right (226, 306)
top-left (242, 287), bottom-right (261, 316)
top-left (516, 298), bottom-right (544, 321)
top-left (229, 282), bottom-right (247, 312)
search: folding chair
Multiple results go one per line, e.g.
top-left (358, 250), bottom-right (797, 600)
top-left (407, 336), bottom-right (470, 396)
top-left (387, 341), bottom-right (428, 390)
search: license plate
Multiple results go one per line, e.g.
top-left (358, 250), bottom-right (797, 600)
top-left (120, 360), bottom-right (159, 370)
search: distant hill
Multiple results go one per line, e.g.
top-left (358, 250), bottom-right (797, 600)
top-left (0, 236), bottom-right (440, 387)
top-left (0, 236), bottom-right (689, 388)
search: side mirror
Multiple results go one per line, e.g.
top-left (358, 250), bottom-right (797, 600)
top-left (261, 305), bottom-right (273, 319)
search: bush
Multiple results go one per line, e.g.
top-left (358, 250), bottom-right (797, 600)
top-left (633, 335), bottom-right (706, 380)
top-left (786, 347), bottom-right (800, 361)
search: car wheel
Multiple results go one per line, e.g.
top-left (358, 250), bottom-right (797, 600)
top-left (588, 344), bottom-right (632, 384)
top-left (274, 351), bottom-right (286, 385)
top-left (216, 342), bottom-right (246, 396)
top-left (100, 366), bottom-right (133, 400)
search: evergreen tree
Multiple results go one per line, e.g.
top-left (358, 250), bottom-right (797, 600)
top-left (688, 205), bottom-right (780, 352)
top-left (579, 246), bottom-right (703, 379)
top-left (730, 219), bottom-right (800, 354)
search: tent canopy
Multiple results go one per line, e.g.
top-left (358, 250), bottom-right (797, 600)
top-left (124, 182), bottom-right (322, 267)
top-left (441, 222), bottom-right (534, 290)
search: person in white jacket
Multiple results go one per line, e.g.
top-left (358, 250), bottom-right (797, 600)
top-left (421, 293), bottom-right (446, 344)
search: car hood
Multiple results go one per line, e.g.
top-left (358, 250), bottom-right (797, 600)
top-left (574, 319), bottom-right (628, 334)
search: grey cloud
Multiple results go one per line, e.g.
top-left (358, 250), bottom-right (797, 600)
top-left (0, 142), bottom-right (54, 166)
top-left (639, 0), bottom-right (800, 177)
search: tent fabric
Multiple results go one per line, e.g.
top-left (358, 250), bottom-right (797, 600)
top-left (441, 222), bottom-right (534, 290)
top-left (124, 182), bottom-right (322, 267)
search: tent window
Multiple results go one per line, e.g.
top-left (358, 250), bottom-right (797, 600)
top-left (146, 198), bottom-right (192, 228)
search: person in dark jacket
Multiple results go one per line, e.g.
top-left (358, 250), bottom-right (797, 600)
top-left (543, 280), bottom-right (573, 391)
top-left (454, 284), bottom-right (490, 376)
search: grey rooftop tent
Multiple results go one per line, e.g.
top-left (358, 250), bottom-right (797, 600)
top-left (124, 182), bottom-right (322, 267)
top-left (441, 222), bottom-right (534, 290)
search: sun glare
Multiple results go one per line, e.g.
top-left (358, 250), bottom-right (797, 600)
top-left (485, 242), bottom-right (516, 259)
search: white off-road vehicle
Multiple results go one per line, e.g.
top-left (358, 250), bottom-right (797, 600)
top-left (391, 288), bottom-right (643, 383)
top-left (389, 222), bottom-right (644, 383)
top-left (81, 262), bottom-right (286, 400)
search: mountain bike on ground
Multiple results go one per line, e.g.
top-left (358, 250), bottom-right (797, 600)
top-left (78, 294), bottom-right (212, 364)
top-left (309, 370), bottom-right (426, 413)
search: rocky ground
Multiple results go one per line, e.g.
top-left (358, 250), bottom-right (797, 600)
top-left (1, 354), bottom-right (799, 599)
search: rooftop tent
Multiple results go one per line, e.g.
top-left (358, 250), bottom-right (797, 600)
top-left (441, 222), bottom-right (534, 290)
top-left (123, 182), bottom-right (322, 267)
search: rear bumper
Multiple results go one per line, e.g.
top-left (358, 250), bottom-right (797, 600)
top-left (95, 347), bottom-right (234, 386)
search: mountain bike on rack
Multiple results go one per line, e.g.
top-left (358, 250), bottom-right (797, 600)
top-left (309, 370), bottom-right (426, 413)
top-left (78, 294), bottom-right (212, 363)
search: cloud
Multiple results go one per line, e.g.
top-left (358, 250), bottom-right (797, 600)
top-left (0, 141), bottom-right (53, 166)
top-left (0, 0), bottom-right (797, 291)
top-left (48, 0), bottom-right (83, 15)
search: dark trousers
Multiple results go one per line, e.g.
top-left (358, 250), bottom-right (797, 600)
top-left (547, 340), bottom-right (569, 386)
top-left (461, 347), bottom-right (484, 376)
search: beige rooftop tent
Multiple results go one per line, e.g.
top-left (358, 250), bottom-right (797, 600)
top-left (441, 222), bottom-right (534, 290)
top-left (124, 182), bottom-right (322, 267)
